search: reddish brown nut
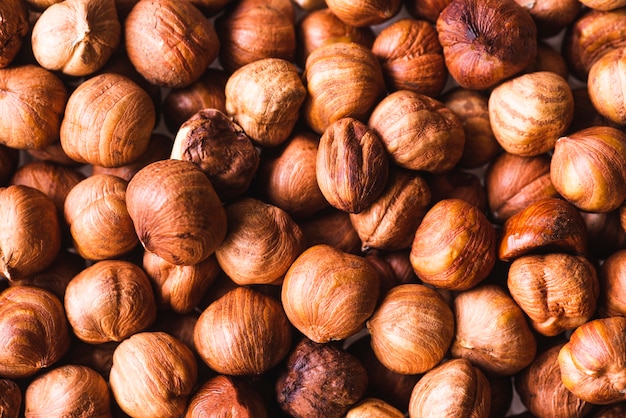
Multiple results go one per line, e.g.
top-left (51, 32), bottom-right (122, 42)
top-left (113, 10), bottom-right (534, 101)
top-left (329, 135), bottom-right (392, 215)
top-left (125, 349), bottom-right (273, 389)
top-left (0, 0), bottom-right (28, 69)
top-left (426, 169), bottom-right (488, 213)
top-left (598, 249), bottom-right (626, 317)
top-left (185, 375), bottom-right (268, 418)
top-left (325, 0), bottom-right (402, 27)
top-left (0, 378), bottom-right (21, 418)
top-left (513, 0), bottom-right (581, 38)
top-left (588, 47), bottom-right (626, 125)
top-left (405, 0), bottom-right (452, 23)
top-left (298, 208), bottom-right (362, 254)
top-left (582, 210), bottom-right (626, 259)
top-left (525, 41), bottom-right (571, 79)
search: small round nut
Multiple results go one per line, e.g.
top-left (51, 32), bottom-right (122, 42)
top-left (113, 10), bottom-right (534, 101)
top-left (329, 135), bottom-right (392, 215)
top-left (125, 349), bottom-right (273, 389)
top-left (588, 47), bottom-right (626, 125)
top-left (185, 375), bottom-right (268, 418)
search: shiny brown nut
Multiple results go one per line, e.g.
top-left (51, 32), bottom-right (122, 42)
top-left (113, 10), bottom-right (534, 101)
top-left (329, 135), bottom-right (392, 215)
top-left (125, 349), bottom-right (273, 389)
top-left (0, 0), bottom-right (28, 69)
top-left (185, 375), bottom-right (268, 418)
top-left (405, 0), bottom-right (451, 23)
top-left (588, 47), bottom-right (626, 125)
top-left (346, 398), bottom-right (404, 418)
top-left (598, 249), bottom-right (626, 317)
top-left (513, 0), bottom-right (581, 38)
top-left (525, 41), bottom-right (570, 79)
top-left (325, 0), bottom-right (402, 27)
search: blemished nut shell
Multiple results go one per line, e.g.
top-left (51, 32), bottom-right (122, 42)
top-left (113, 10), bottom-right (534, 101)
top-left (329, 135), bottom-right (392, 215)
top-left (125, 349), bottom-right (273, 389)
top-left (316, 117), bottom-right (389, 214)
top-left (282, 244), bottom-right (380, 343)
top-left (64, 260), bottom-right (157, 344)
top-left (31, 0), bottom-right (121, 77)
top-left (194, 286), bottom-right (292, 375)
top-left (24, 365), bottom-right (112, 418)
top-left (110, 332), bottom-right (198, 418)
top-left (410, 198), bottom-right (496, 291)
top-left (558, 316), bottom-right (626, 405)
top-left (368, 90), bottom-right (465, 173)
top-left (214, 197), bottom-right (304, 286)
top-left (0, 286), bottom-right (70, 379)
top-left (225, 58), bottom-right (306, 148)
top-left (366, 283), bottom-right (454, 375)
top-left (124, 0), bottom-right (220, 88)
top-left (60, 73), bottom-right (156, 168)
top-left (0, 0), bottom-right (28, 69)
top-left (126, 159), bottom-right (227, 266)
top-left (488, 71), bottom-right (574, 157)
top-left (408, 358), bottom-right (491, 418)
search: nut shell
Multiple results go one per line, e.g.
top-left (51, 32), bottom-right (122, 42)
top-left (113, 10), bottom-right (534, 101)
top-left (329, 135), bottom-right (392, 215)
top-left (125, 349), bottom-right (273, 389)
top-left (0, 0), bottom-right (28, 69)
top-left (0, 378), bottom-right (21, 418)
top-left (598, 249), bottom-right (626, 317)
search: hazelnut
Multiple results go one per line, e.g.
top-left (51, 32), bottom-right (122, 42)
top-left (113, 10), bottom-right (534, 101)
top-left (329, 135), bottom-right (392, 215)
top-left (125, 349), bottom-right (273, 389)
top-left (498, 198), bottom-right (588, 261)
top-left (558, 316), bottom-right (626, 404)
top-left (185, 375), bottom-right (268, 418)
top-left (0, 378), bottom-right (21, 418)
top-left (0, 286), bottom-right (70, 379)
top-left (110, 331), bottom-right (198, 418)
top-left (24, 365), bottom-right (112, 417)
top-left (256, 131), bottom-right (329, 220)
top-left (451, 284), bottom-right (537, 376)
top-left (410, 199), bottom-right (496, 291)
top-left (126, 159), bottom-right (227, 266)
top-left (508, 253), bottom-right (599, 336)
top-left (170, 108), bottom-right (260, 201)
top-left (303, 41), bottom-right (385, 134)
top-left (31, 0), bottom-right (121, 77)
top-left (125, 0), bottom-right (219, 88)
top-left (60, 73), bottom-right (156, 168)
top-left (0, 0), bottom-right (28, 69)
top-left (426, 169), bottom-right (488, 213)
top-left (194, 286), bottom-right (293, 375)
top-left (0, 65), bottom-right (68, 150)
top-left (276, 337), bottom-right (368, 418)
top-left (513, 0), bottom-right (581, 38)
top-left (215, 198), bottom-right (304, 286)
top-left (292, 0), bottom-right (326, 10)
top-left (372, 18), bottom-right (447, 97)
top-left (64, 260), bottom-right (157, 344)
top-left (550, 126), bottom-right (626, 213)
top-left (366, 283), bottom-right (454, 375)
top-left (64, 174), bottom-right (138, 260)
top-left (408, 358), bottom-right (491, 418)
top-left (143, 251), bottom-right (220, 314)
top-left (579, 0), bottom-right (626, 11)
top-left (298, 208), bottom-right (362, 254)
top-left (0, 185), bottom-right (61, 280)
top-left (436, 0), bottom-right (537, 90)
top-left (582, 210), bottom-right (626, 259)
top-left (316, 117), bottom-right (389, 214)
top-left (325, 0), bottom-right (402, 27)
top-left (346, 398), bottom-right (404, 418)
top-left (282, 244), bottom-right (379, 343)
top-left (405, 0), bottom-right (451, 24)
top-left (350, 167), bottom-right (431, 252)
top-left (225, 58), bottom-right (306, 148)
top-left (526, 41), bottom-right (571, 79)
top-left (488, 71), bottom-right (574, 157)
top-left (26, 141), bottom-right (81, 167)
top-left (598, 249), bottom-right (626, 317)
top-left (368, 90), bottom-right (465, 173)
top-left (588, 47), bottom-right (626, 125)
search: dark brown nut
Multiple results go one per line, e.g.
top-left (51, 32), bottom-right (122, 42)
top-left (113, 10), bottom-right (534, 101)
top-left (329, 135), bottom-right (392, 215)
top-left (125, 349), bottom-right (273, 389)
top-left (162, 69), bottom-right (228, 134)
top-left (485, 152), bottom-right (558, 223)
top-left (0, 286), bottom-right (70, 379)
top-left (0, 0), bottom-right (28, 69)
top-left (562, 7), bottom-right (626, 81)
top-left (350, 167), bottom-right (431, 252)
top-left (590, 403), bottom-right (626, 417)
top-left (298, 208), bottom-right (362, 254)
top-left (325, 0), bottom-right (402, 27)
top-left (0, 65), bottom-right (68, 150)
top-left (0, 185), bottom-right (61, 280)
top-left (31, 0), bottom-right (121, 77)
top-left (550, 126), bottom-right (626, 213)
top-left (276, 337), bottom-right (368, 418)
top-left (507, 253), bottom-right (599, 336)
top-left (366, 283), bottom-right (454, 375)
top-left (64, 260), bottom-right (157, 344)
top-left (194, 286), bottom-right (292, 375)
top-left (256, 131), bottom-right (329, 220)
top-left (110, 332), bottom-right (198, 418)
top-left (513, 0), bottom-right (581, 38)
top-left (126, 159), bottom-right (227, 266)
top-left (582, 210), bottom-right (626, 259)
top-left (488, 375), bottom-right (514, 418)
top-left (426, 169), bottom-right (488, 213)
top-left (150, 311), bottom-right (198, 353)
top-left (0, 378), bottom-right (21, 418)
top-left (408, 358), bottom-right (491, 418)
top-left (515, 344), bottom-right (592, 418)
top-left (405, 0), bottom-right (452, 23)
top-left (436, 0), bottom-right (537, 90)
top-left (125, 0), bottom-right (219, 88)
top-left (185, 375), bottom-right (268, 418)
top-left (559, 317), bottom-right (626, 404)
top-left (598, 249), bottom-right (626, 317)
top-left (143, 251), bottom-right (220, 314)
top-left (24, 365), bottom-right (112, 417)
top-left (26, 141), bottom-right (82, 167)
top-left (188, 0), bottom-right (232, 16)
top-left (410, 199), bottom-right (496, 291)
top-left (282, 244), bottom-right (379, 343)
top-left (368, 90), bottom-right (465, 173)
top-left (64, 340), bottom-right (118, 379)
top-left (225, 58), bottom-right (306, 148)
top-left (170, 108), bottom-right (259, 201)
top-left (316, 117), bottom-right (389, 214)
top-left (489, 71), bottom-right (574, 157)
top-left (451, 284), bottom-right (537, 376)
top-left (588, 47), bottom-right (626, 125)
top-left (525, 41), bottom-right (571, 79)
top-left (442, 88), bottom-right (501, 169)
top-left (498, 198), bottom-right (588, 261)
top-left (0, 145), bottom-right (19, 187)
top-left (296, 8), bottom-right (375, 66)
top-left (215, 198), bottom-right (304, 286)
top-left (60, 73), bottom-right (155, 168)
top-left (303, 42), bottom-right (385, 134)
top-left (372, 18), bottom-right (447, 97)
top-left (215, 0), bottom-right (295, 73)
top-left (64, 174), bottom-right (138, 261)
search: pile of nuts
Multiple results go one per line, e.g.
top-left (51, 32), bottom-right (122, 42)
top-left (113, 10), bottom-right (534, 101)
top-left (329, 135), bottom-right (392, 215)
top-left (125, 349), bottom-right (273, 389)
top-left (2, 0), bottom-right (626, 416)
